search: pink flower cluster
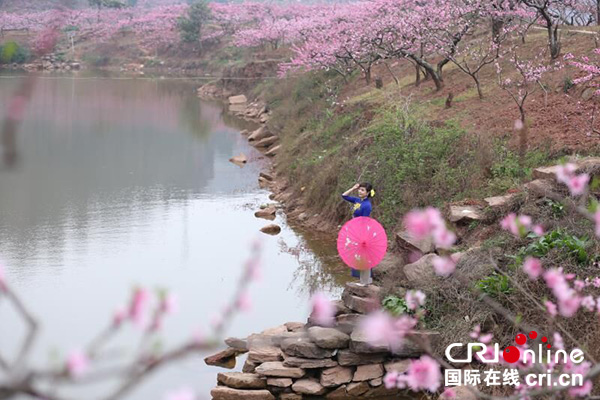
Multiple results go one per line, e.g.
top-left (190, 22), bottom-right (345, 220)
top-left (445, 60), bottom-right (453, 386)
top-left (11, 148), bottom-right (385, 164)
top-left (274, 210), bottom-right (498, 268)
top-left (500, 213), bottom-right (543, 238)
top-left (555, 163), bottom-right (590, 196)
top-left (310, 292), bottom-right (335, 326)
top-left (384, 355), bottom-right (441, 392)
top-left (404, 208), bottom-right (456, 249)
top-left (66, 350), bottom-right (90, 378)
top-left (359, 311), bottom-right (417, 352)
top-left (405, 290), bottom-right (426, 311)
top-left (543, 269), bottom-right (581, 317)
top-left (432, 253), bottom-right (461, 277)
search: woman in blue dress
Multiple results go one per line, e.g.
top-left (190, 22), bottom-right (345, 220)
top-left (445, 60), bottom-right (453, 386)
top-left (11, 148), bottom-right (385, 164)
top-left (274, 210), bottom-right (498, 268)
top-left (341, 182), bottom-right (375, 278)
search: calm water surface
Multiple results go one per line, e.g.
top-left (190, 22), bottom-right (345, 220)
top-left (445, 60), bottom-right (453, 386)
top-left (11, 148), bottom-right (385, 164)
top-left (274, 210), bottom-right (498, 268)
top-left (0, 74), bottom-right (350, 399)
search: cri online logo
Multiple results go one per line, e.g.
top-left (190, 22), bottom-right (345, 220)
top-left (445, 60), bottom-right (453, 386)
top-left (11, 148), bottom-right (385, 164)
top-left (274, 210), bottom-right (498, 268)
top-left (502, 331), bottom-right (549, 363)
top-left (446, 330), bottom-right (585, 364)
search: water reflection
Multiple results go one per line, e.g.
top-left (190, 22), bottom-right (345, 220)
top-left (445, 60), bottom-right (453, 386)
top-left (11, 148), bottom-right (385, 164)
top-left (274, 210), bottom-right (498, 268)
top-left (0, 74), bottom-right (347, 399)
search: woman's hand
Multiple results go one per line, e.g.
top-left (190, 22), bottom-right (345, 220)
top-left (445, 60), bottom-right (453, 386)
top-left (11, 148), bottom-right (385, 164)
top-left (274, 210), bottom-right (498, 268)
top-left (352, 183), bottom-right (360, 190)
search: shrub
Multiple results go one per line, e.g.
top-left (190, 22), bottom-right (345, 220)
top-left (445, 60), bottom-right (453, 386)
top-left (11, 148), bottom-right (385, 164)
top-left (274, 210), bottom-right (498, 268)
top-left (0, 42), bottom-right (30, 64)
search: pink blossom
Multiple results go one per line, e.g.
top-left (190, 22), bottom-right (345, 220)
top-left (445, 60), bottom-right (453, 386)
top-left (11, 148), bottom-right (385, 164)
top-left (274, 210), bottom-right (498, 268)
top-left (532, 225), bottom-right (544, 236)
top-left (236, 291), bottom-right (252, 312)
top-left (129, 287), bottom-right (151, 328)
top-left (383, 371), bottom-right (399, 389)
top-left (545, 301), bottom-right (557, 317)
top-left (113, 307), bottom-right (127, 327)
top-left (405, 355), bottom-right (441, 392)
top-left (567, 174), bottom-right (590, 196)
top-left (441, 388), bottom-right (456, 399)
top-left (522, 257), bottom-right (542, 280)
top-left (245, 259), bottom-right (261, 281)
top-left (556, 163), bottom-right (577, 184)
top-left (500, 213), bottom-right (532, 237)
top-left (581, 295), bottom-right (595, 311)
top-left (403, 209), bottom-right (434, 240)
top-left (479, 333), bottom-right (493, 344)
top-left (359, 312), bottom-right (416, 352)
top-left (569, 380), bottom-right (593, 397)
top-left (543, 269), bottom-right (564, 289)
top-left (469, 325), bottom-right (481, 339)
top-left (593, 278), bottom-right (600, 288)
top-left (405, 290), bottom-right (426, 310)
top-left (161, 293), bottom-right (179, 315)
top-left (558, 295), bottom-right (581, 317)
top-left (403, 208), bottom-right (455, 249)
top-left (66, 350), bottom-right (89, 378)
top-left (433, 256), bottom-right (456, 277)
top-left (431, 227), bottom-right (456, 249)
top-left (164, 387), bottom-right (196, 400)
top-left (574, 280), bottom-right (585, 292)
top-left (554, 332), bottom-right (564, 350)
top-left (310, 292), bottom-right (335, 326)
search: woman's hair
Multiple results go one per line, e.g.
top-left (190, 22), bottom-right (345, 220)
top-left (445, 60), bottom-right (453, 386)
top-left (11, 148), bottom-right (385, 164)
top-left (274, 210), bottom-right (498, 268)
top-left (359, 182), bottom-right (374, 198)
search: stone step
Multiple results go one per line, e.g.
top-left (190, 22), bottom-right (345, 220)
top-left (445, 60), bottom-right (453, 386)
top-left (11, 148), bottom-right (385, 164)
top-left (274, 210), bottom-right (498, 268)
top-left (448, 205), bottom-right (484, 223)
top-left (211, 387), bottom-right (274, 400)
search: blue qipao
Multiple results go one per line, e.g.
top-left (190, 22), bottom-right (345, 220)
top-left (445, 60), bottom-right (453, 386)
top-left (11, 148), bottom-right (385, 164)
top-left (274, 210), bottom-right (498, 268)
top-left (341, 194), bottom-right (373, 278)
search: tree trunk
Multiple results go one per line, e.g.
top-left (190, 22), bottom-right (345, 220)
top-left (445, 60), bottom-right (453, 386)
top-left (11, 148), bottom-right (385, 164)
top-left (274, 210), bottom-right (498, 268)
top-left (415, 63), bottom-right (421, 86)
top-left (492, 17), bottom-right (504, 43)
top-left (364, 68), bottom-right (371, 85)
top-left (474, 75), bottom-right (483, 99)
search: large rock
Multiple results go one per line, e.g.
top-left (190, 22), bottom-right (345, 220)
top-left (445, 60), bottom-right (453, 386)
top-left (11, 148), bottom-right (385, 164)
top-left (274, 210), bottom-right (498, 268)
top-left (255, 135), bottom-right (279, 148)
top-left (281, 337), bottom-right (336, 359)
top-left (384, 359), bottom-right (411, 373)
top-left (255, 362), bottom-right (305, 378)
top-left (396, 230), bottom-right (434, 254)
top-left (259, 172), bottom-right (275, 182)
top-left (262, 325), bottom-right (288, 336)
top-left (255, 207), bottom-right (277, 220)
top-left (211, 387), bottom-right (274, 400)
top-left (265, 145), bottom-right (281, 157)
top-left (266, 378), bottom-right (292, 388)
top-left (484, 193), bottom-right (518, 209)
top-left (326, 385), bottom-right (351, 399)
top-left (369, 377), bottom-right (383, 387)
top-left (524, 179), bottom-right (561, 200)
top-left (349, 330), bottom-right (390, 354)
top-left (341, 292), bottom-right (378, 314)
top-left (448, 205), bottom-right (484, 223)
top-left (343, 283), bottom-right (382, 299)
top-left (270, 331), bottom-right (305, 347)
top-left (228, 94), bottom-right (248, 104)
top-left (352, 364), bottom-right (384, 381)
top-left (307, 327), bottom-right (350, 349)
top-left (284, 322), bottom-right (305, 332)
top-left (243, 359), bottom-right (258, 373)
top-left (204, 347), bottom-right (241, 369)
top-left (260, 224), bottom-right (281, 235)
top-left (320, 366), bottom-right (354, 387)
top-left (229, 153), bottom-right (247, 167)
top-left (247, 346), bottom-right (283, 363)
top-left (533, 165), bottom-right (561, 181)
top-left (279, 394), bottom-right (302, 400)
top-left (346, 381), bottom-right (370, 396)
top-left (291, 379), bottom-right (327, 395)
top-left (248, 126), bottom-right (273, 142)
top-left (337, 350), bottom-right (386, 366)
top-left (217, 373), bottom-right (267, 389)
top-left (403, 253), bottom-right (438, 286)
top-left (225, 337), bottom-right (248, 352)
top-left (283, 356), bottom-right (338, 369)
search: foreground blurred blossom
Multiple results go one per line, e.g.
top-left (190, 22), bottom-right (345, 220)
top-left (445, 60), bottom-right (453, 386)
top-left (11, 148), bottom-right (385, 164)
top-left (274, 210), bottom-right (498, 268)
top-left (164, 387), bottom-right (196, 400)
top-left (555, 163), bottom-right (590, 196)
top-left (554, 332), bottom-right (564, 350)
top-left (310, 292), bottom-right (335, 326)
top-left (545, 300), bottom-right (557, 317)
top-left (441, 387), bottom-right (456, 399)
top-left (558, 295), bottom-right (581, 317)
top-left (432, 256), bottom-right (456, 277)
top-left (236, 291), bottom-right (252, 312)
top-left (565, 361), bottom-right (593, 397)
top-left (500, 213), bottom-right (533, 237)
top-left (129, 287), bottom-right (151, 328)
top-left (522, 257), bottom-right (542, 280)
top-left (404, 355), bottom-right (442, 392)
top-left (113, 306), bottom-right (127, 327)
top-left (581, 295), bottom-right (595, 312)
top-left (403, 208), bottom-right (456, 249)
top-left (359, 312), bottom-right (417, 352)
top-left (66, 350), bottom-right (89, 378)
top-left (405, 290), bottom-right (426, 310)
top-left (161, 293), bottom-right (179, 315)
top-left (383, 371), bottom-right (399, 389)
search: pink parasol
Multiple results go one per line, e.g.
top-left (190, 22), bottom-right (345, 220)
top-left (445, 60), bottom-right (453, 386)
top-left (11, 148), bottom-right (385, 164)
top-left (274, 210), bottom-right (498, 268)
top-left (337, 217), bottom-right (387, 271)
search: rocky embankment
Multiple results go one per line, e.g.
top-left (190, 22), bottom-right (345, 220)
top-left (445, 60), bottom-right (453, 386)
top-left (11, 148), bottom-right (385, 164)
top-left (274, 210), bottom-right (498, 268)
top-left (204, 282), bottom-right (439, 400)
top-left (4, 53), bottom-right (82, 72)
